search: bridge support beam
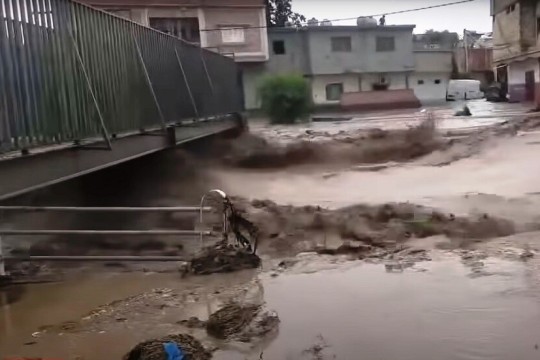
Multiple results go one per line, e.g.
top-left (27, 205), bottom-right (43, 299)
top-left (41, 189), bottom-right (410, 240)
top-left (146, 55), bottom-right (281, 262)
top-left (0, 117), bottom-right (239, 201)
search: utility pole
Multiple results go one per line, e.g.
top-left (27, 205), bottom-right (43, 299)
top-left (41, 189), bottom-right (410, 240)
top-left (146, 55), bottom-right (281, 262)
top-left (463, 28), bottom-right (469, 73)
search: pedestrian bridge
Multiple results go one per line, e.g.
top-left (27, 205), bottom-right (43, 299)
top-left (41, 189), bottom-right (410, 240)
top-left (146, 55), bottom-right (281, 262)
top-left (0, 0), bottom-right (244, 201)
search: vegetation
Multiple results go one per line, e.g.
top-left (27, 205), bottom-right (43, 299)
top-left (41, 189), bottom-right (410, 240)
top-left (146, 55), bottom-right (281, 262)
top-left (258, 75), bottom-right (311, 124)
top-left (264, 0), bottom-right (306, 27)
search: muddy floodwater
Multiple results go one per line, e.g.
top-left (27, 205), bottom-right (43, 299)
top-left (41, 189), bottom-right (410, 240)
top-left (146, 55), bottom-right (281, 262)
top-left (2, 254), bottom-right (540, 359)
top-left (3, 101), bottom-right (540, 359)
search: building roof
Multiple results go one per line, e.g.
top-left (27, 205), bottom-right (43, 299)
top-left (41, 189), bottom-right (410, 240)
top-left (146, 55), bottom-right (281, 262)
top-left (79, 0), bottom-right (264, 7)
top-left (269, 25), bottom-right (416, 33)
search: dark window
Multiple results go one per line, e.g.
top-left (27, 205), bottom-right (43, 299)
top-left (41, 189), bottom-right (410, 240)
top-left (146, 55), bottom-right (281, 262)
top-left (331, 37), bottom-right (352, 52)
top-left (273, 40), bottom-right (286, 55)
top-left (417, 80), bottom-right (424, 85)
top-left (149, 17), bottom-right (200, 43)
top-left (434, 79), bottom-right (441, 84)
top-left (376, 36), bottom-right (395, 52)
top-left (326, 83), bottom-right (344, 101)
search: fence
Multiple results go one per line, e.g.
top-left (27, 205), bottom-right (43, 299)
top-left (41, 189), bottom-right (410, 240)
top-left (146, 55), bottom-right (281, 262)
top-left (0, 189), bottom-right (235, 276)
top-left (0, 0), bottom-right (243, 154)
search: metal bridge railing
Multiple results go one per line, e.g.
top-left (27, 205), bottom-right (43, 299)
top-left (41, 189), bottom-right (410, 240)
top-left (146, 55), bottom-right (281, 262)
top-left (0, 0), bottom-right (243, 154)
top-left (0, 190), bottom-right (233, 277)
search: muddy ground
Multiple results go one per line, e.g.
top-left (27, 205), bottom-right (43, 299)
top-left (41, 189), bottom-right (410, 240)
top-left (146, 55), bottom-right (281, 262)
top-left (4, 105), bottom-right (540, 359)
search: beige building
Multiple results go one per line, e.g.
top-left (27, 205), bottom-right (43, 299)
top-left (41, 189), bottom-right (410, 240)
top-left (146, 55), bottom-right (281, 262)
top-left (81, 0), bottom-right (269, 63)
top-left (492, 0), bottom-right (540, 105)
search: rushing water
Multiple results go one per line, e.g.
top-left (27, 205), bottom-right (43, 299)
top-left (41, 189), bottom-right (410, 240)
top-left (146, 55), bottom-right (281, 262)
top-left (2, 102), bottom-right (540, 359)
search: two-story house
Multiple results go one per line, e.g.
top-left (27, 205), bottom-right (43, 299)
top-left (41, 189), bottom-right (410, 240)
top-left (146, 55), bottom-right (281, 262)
top-left (243, 24), bottom-right (417, 110)
top-left (79, 0), bottom-right (269, 63)
top-left (492, 0), bottom-right (540, 105)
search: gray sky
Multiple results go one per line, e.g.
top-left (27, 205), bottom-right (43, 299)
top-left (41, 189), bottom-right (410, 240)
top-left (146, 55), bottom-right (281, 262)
top-left (292, 0), bottom-right (492, 34)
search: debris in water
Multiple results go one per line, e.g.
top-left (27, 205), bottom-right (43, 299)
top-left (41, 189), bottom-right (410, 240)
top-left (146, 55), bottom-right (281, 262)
top-left (190, 243), bottom-right (261, 275)
top-left (123, 334), bottom-right (211, 360)
top-left (206, 303), bottom-right (260, 339)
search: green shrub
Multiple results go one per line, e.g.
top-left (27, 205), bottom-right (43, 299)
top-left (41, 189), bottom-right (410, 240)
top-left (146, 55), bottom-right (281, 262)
top-left (258, 74), bottom-right (311, 124)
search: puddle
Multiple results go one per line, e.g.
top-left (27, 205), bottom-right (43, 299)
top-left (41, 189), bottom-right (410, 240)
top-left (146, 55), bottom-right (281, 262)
top-left (3, 256), bottom-right (540, 360)
top-left (215, 257), bottom-right (540, 360)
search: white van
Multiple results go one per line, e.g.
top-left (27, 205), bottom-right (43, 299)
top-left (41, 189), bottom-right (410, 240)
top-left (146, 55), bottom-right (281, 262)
top-left (446, 79), bottom-right (484, 101)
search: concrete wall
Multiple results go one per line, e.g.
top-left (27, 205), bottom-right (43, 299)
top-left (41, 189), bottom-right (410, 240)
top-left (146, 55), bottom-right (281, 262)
top-left (311, 72), bottom-right (409, 105)
top-left (410, 73), bottom-right (450, 103)
top-left (307, 27), bottom-right (415, 75)
top-left (507, 57), bottom-right (540, 102)
top-left (414, 51), bottom-right (453, 72)
top-left (266, 31), bottom-right (310, 74)
top-left (203, 7), bottom-right (268, 61)
top-left (492, 1), bottom-right (522, 63)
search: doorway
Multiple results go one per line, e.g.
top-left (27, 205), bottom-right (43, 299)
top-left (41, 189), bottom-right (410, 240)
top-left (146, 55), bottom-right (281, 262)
top-left (525, 70), bottom-right (535, 101)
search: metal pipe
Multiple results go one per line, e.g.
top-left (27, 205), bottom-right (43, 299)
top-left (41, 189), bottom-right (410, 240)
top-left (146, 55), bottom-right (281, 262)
top-left (0, 206), bottom-right (211, 213)
top-left (0, 230), bottom-right (212, 236)
top-left (3, 255), bottom-right (188, 262)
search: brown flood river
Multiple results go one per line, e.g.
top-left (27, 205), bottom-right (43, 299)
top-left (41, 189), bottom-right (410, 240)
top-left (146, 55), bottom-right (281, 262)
top-left (3, 101), bottom-right (540, 359)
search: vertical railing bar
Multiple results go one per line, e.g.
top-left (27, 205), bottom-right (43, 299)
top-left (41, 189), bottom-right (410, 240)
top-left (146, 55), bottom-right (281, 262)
top-left (200, 47), bottom-right (218, 116)
top-left (175, 47), bottom-right (199, 118)
top-left (4, 0), bottom-right (26, 149)
top-left (19, 0), bottom-right (41, 146)
top-left (63, 1), bottom-right (84, 140)
top-left (72, 2), bottom-right (92, 136)
top-left (131, 27), bottom-right (166, 129)
top-left (25, 0), bottom-right (46, 144)
top-left (104, 14), bottom-right (121, 132)
top-left (100, 12), bottom-right (119, 133)
top-left (11, 0), bottom-right (35, 147)
top-left (45, 0), bottom-right (70, 143)
top-left (68, 29), bottom-right (112, 149)
top-left (35, 0), bottom-right (57, 144)
top-left (0, 7), bottom-right (14, 152)
top-left (53, 0), bottom-right (77, 141)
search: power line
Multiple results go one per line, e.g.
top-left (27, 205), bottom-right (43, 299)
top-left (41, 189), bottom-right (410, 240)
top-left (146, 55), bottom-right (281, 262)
top-left (200, 0), bottom-right (477, 32)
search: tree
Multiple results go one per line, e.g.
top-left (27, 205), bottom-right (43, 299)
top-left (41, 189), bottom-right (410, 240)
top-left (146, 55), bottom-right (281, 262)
top-left (421, 29), bottom-right (459, 47)
top-left (265, 0), bottom-right (306, 27)
top-left (258, 75), bottom-right (311, 124)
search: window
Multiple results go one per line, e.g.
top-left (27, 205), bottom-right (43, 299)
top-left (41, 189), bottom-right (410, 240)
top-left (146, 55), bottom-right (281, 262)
top-left (149, 17), bottom-right (200, 43)
top-left (331, 37), bottom-right (352, 52)
top-left (434, 79), bottom-right (441, 84)
top-left (221, 26), bottom-right (245, 43)
top-left (326, 83), bottom-right (344, 101)
top-left (273, 40), bottom-right (286, 55)
top-left (417, 80), bottom-right (424, 85)
top-left (376, 36), bottom-right (395, 52)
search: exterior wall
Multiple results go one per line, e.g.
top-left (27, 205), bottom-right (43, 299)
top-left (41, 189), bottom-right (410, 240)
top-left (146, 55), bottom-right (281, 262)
top-left (507, 58), bottom-right (540, 102)
top-left (411, 51), bottom-right (452, 102)
top-left (241, 63), bottom-right (266, 109)
top-left (415, 51), bottom-right (453, 72)
top-left (492, 1), bottom-right (522, 63)
top-left (454, 48), bottom-right (493, 72)
top-left (80, 0), bottom-right (268, 63)
top-left (203, 7), bottom-right (268, 61)
top-left (306, 26), bottom-right (415, 75)
top-left (311, 74), bottom-right (360, 105)
top-left (359, 73), bottom-right (408, 91)
top-left (266, 30), bottom-right (310, 74)
top-left (410, 73), bottom-right (450, 102)
top-left (311, 73), bottom-right (409, 105)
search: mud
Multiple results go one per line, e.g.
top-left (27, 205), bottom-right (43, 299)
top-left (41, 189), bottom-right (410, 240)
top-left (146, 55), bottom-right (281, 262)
top-left (123, 334), bottom-right (211, 360)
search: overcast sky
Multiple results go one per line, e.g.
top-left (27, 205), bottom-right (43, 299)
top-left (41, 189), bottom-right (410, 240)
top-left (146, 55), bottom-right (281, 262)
top-left (292, 0), bottom-right (492, 34)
